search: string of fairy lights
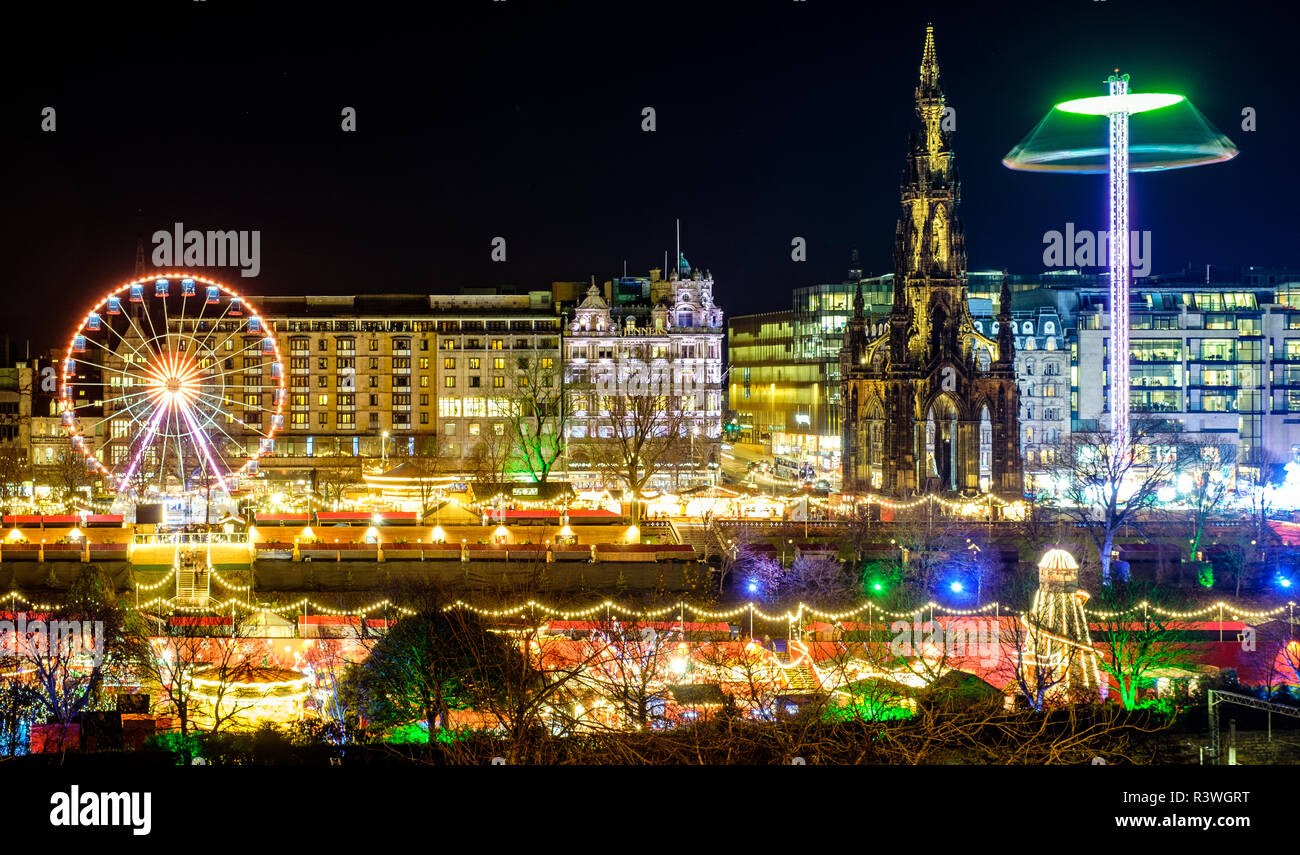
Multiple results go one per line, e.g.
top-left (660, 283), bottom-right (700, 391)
top-left (840, 491), bottom-right (1027, 515)
top-left (5, 586), bottom-right (1294, 625)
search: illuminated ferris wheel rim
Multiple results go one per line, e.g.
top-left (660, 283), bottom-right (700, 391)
top-left (59, 272), bottom-right (285, 494)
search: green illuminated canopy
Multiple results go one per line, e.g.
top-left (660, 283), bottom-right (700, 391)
top-left (1004, 93), bottom-right (1238, 174)
top-left (1055, 92), bottom-right (1184, 116)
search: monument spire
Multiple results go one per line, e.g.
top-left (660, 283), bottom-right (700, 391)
top-left (918, 23), bottom-right (939, 96)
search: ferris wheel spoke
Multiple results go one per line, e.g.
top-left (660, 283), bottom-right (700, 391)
top-left (73, 387), bottom-right (154, 411)
top-left (93, 317), bottom-right (159, 369)
top-left (75, 393), bottom-right (158, 438)
top-left (64, 380), bottom-right (152, 389)
top-left (81, 333), bottom-right (154, 374)
top-left (193, 401), bottom-right (273, 442)
top-left (117, 301), bottom-right (167, 367)
top-left (140, 290), bottom-right (164, 357)
top-left (153, 403), bottom-right (174, 491)
top-left (189, 297), bottom-right (238, 356)
top-left (194, 346), bottom-right (274, 382)
top-left (192, 344), bottom-right (264, 380)
top-left (192, 398), bottom-right (263, 449)
top-left (176, 403), bottom-right (230, 492)
top-left (204, 305), bottom-right (271, 362)
top-left (200, 409), bottom-right (270, 464)
top-left (63, 352), bottom-right (146, 379)
top-left (188, 385), bottom-right (276, 416)
top-left (96, 384), bottom-right (156, 404)
top-left (118, 405), bottom-right (170, 488)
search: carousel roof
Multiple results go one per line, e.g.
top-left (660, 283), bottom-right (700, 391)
top-left (366, 461), bottom-right (437, 482)
top-left (193, 662), bottom-right (306, 686)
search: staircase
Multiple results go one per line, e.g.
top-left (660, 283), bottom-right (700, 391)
top-left (781, 662), bottom-right (821, 693)
top-left (174, 550), bottom-right (211, 608)
top-left (673, 523), bottom-right (721, 558)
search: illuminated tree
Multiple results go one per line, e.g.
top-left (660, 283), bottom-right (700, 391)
top-left (1089, 582), bottom-right (1200, 709)
top-left (312, 463), bottom-right (360, 510)
top-left (0, 673), bottom-right (40, 756)
top-left (15, 566), bottom-right (136, 738)
top-left (301, 639), bottom-right (364, 744)
top-left (501, 354), bottom-right (568, 484)
top-left (1177, 440), bottom-right (1235, 587)
top-left (353, 602), bottom-right (526, 744)
top-left (467, 427), bottom-right (516, 492)
top-left (784, 553), bottom-right (858, 608)
top-left (565, 620), bottom-right (678, 730)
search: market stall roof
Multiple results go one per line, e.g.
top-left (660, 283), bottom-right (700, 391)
top-left (680, 485), bottom-right (743, 499)
top-left (194, 662), bottom-right (301, 683)
top-left (469, 481), bottom-right (576, 502)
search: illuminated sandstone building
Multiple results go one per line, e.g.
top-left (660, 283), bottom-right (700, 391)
top-left (840, 26), bottom-right (1022, 497)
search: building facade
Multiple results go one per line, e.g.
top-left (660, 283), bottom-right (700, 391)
top-left (840, 26), bottom-right (1022, 497)
top-left (563, 257), bottom-right (725, 490)
top-left (1074, 282), bottom-right (1300, 476)
top-left (968, 304), bottom-right (1071, 490)
top-left (250, 294), bottom-right (562, 479)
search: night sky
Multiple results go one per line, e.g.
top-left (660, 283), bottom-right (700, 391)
top-left (1, 0), bottom-right (1294, 355)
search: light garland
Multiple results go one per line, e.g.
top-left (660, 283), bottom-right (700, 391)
top-left (1083, 600), bottom-right (1295, 620)
top-left (133, 566), bottom-right (177, 592)
top-left (4, 590), bottom-right (59, 610)
top-left (6, 586), bottom-right (1294, 625)
top-left (207, 565), bottom-right (251, 592)
top-left (837, 490), bottom-right (1026, 514)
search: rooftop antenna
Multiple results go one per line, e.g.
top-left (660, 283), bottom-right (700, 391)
top-left (675, 218), bottom-right (680, 280)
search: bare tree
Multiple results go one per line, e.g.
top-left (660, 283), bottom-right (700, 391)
top-left (583, 391), bottom-right (689, 526)
top-left (468, 426), bottom-right (516, 492)
top-left (127, 606), bottom-right (257, 735)
top-left (1051, 421), bottom-right (1181, 584)
top-left (313, 462), bottom-right (360, 509)
top-left (1183, 442), bottom-right (1236, 587)
top-left (783, 553), bottom-right (858, 608)
top-left (52, 448), bottom-right (92, 509)
top-left (0, 446), bottom-right (28, 508)
top-left (14, 566), bottom-right (136, 745)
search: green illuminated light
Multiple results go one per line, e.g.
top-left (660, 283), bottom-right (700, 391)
top-left (1055, 92), bottom-right (1183, 116)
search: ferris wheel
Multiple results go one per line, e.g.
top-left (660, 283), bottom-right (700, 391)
top-left (59, 273), bottom-right (285, 503)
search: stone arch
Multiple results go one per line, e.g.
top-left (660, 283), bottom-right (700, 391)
top-left (977, 400), bottom-right (993, 492)
top-left (862, 395), bottom-right (886, 490)
top-left (922, 392), bottom-right (962, 492)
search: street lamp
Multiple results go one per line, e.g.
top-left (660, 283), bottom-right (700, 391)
top-left (381, 430), bottom-right (390, 466)
top-left (966, 540), bottom-right (982, 603)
